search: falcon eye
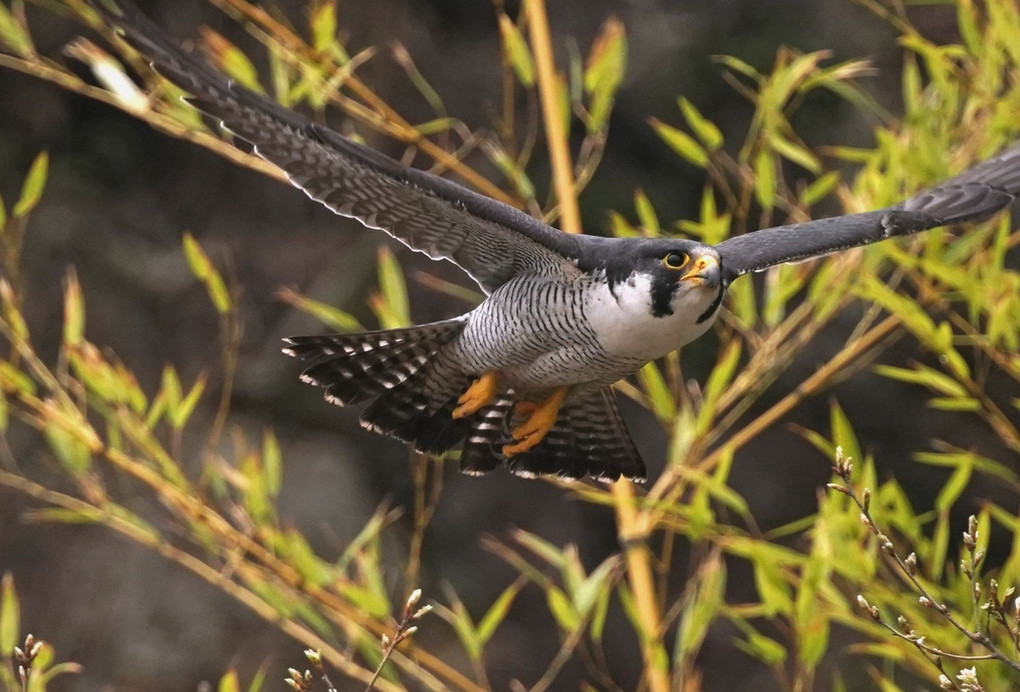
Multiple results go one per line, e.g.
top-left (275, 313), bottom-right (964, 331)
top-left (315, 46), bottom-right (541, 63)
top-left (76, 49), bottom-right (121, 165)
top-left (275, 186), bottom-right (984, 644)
top-left (663, 252), bottom-right (689, 269)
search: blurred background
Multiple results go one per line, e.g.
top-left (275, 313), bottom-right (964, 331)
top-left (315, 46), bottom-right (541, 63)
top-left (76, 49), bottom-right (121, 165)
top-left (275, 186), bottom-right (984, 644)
top-left (0, 1), bottom-right (1009, 689)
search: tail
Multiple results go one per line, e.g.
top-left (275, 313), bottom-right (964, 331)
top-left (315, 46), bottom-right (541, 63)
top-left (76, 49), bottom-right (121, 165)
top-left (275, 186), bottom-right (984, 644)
top-left (283, 318), bottom-right (474, 452)
top-left (459, 387), bottom-right (647, 482)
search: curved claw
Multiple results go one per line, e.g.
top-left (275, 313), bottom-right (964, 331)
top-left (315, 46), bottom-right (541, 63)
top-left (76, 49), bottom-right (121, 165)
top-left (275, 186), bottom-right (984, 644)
top-left (452, 371), bottom-right (500, 419)
top-left (502, 387), bottom-right (568, 457)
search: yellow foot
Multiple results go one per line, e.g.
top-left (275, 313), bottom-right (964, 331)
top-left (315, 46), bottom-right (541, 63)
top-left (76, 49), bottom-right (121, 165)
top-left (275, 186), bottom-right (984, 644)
top-left (452, 371), bottom-right (500, 419)
top-left (502, 387), bottom-right (569, 457)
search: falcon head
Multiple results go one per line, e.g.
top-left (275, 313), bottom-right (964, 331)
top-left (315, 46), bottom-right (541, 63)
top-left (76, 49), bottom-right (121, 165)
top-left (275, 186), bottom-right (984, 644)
top-left (601, 239), bottom-right (724, 321)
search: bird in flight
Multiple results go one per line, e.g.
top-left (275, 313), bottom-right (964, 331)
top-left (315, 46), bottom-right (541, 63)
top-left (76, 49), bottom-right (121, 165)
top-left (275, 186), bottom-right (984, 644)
top-left (93, 2), bottom-right (1020, 482)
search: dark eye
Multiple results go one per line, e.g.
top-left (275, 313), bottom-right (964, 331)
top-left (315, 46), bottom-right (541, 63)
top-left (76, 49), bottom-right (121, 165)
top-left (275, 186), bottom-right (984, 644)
top-left (663, 252), bottom-right (689, 269)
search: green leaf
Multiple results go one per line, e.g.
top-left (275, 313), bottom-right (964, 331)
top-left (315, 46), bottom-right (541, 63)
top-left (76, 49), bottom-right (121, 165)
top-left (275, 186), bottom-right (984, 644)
top-left (476, 579), bottom-right (523, 645)
top-left (372, 246), bottom-right (410, 329)
top-left (262, 429), bottom-right (282, 496)
top-left (310, 1), bottom-right (338, 53)
top-left (733, 629), bottom-right (787, 665)
top-left (652, 119), bottom-right (708, 167)
top-left (934, 463), bottom-right (971, 511)
top-left (584, 19), bottom-right (626, 132)
top-left (218, 670), bottom-right (242, 692)
top-left (753, 148), bottom-right (776, 210)
top-left (637, 362), bottom-right (675, 422)
top-left (678, 97), bottom-right (723, 150)
top-left (546, 587), bottom-right (580, 632)
top-left (0, 4), bottom-right (33, 58)
top-left (800, 171), bottom-right (840, 207)
top-left (201, 29), bottom-right (263, 93)
top-left (498, 14), bottom-right (534, 87)
top-left (182, 233), bottom-right (232, 314)
top-left (14, 152), bottom-right (48, 218)
top-left (676, 555), bottom-right (725, 662)
top-left (62, 270), bottom-right (85, 347)
top-left (573, 557), bottom-right (618, 617)
top-left (770, 135), bottom-right (820, 173)
top-left (170, 374), bottom-right (206, 430)
top-left (633, 189), bottom-right (660, 235)
top-left (0, 573), bottom-right (18, 656)
top-left (277, 288), bottom-right (362, 332)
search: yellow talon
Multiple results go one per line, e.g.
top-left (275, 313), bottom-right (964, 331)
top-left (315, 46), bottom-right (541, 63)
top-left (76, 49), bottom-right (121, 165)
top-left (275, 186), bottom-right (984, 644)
top-left (502, 387), bottom-right (568, 457)
top-left (452, 371), bottom-right (500, 419)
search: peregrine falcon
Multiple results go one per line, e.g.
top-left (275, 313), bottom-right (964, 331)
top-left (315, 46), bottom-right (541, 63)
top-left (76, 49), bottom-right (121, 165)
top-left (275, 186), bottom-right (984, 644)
top-left (95, 2), bottom-right (1020, 482)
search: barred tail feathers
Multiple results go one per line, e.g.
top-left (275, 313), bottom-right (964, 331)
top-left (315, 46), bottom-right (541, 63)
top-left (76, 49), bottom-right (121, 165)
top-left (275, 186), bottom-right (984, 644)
top-left (283, 318), bottom-right (473, 451)
top-left (459, 387), bottom-right (646, 482)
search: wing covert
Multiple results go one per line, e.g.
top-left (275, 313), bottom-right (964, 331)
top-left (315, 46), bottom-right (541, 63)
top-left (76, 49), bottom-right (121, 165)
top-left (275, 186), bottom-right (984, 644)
top-left (716, 141), bottom-right (1020, 279)
top-left (96, 1), bottom-right (581, 293)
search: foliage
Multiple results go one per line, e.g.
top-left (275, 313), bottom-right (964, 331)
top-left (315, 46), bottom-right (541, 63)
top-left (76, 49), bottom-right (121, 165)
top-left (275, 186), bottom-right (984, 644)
top-left (0, 0), bottom-right (1019, 689)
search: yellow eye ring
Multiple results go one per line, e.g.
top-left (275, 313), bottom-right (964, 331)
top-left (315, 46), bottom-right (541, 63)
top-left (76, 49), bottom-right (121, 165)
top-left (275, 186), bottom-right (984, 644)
top-left (663, 252), bottom-right (689, 269)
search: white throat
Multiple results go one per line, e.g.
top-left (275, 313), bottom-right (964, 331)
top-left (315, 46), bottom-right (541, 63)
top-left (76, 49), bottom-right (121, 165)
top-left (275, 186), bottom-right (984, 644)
top-left (586, 272), bottom-right (719, 361)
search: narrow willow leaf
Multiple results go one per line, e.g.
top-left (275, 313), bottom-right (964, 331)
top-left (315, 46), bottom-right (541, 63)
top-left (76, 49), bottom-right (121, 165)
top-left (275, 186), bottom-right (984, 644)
top-left (310, 1), bottom-right (338, 53)
top-left (676, 555), bottom-right (725, 661)
top-left (678, 97), bottom-right (723, 150)
top-left (218, 670), bottom-right (242, 692)
top-left (262, 429), bottom-right (282, 496)
top-left (62, 270), bottom-right (85, 347)
top-left (637, 362), bottom-right (675, 422)
top-left (171, 374), bottom-right (206, 430)
top-left (829, 402), bottom-right (863, 468)
top-left (498, 14), bottom-right (534, 87)
top-left (799, 171), bottom-right (840, 207)
top-left (652, 119), bottom-right (708, 167)
top-left (373, 246), bottom-right (410, 329)
top-left (200, 28), bottom-right (264, 93)
top-left (934, 463), bottom-right (972, 511)
top-left (0, 362), bottom-right (36, 396)
top-left (476, 579), bottom-right (523, 645)
top-left (0, 4), bottom-right (32, 58)
top-left (13, 152), bottom-right (48, 218)
top-left (546, 587), bottom-right (580, 632)
top-left (437, 598), bottom-right (482, 661)
top-left (733, 630), bottom-right (787, 665)
top-left (753, 148), bottom-right (776, 210)
top-left (0, 573), bottom-right (18, 656)
top-left (584, 18), bottom-right (626, 132)
top-left (277, 287), bottom-right (362, 332)
top-left (770, 135), bottom-right (820, 173)
top-left (573, 557), bottom-right (617, 617)
top-left (633, 189), bottom-right (660, 235)
top-left (182, 233), bottom-right (232, 314)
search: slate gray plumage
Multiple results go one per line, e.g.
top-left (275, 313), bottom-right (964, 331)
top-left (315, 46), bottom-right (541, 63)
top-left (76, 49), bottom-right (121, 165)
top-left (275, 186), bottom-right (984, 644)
top-left (94, 2), bottom-right (1020, 482)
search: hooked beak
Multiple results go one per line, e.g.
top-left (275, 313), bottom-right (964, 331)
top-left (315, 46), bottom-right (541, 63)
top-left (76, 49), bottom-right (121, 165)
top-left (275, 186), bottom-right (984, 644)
top-left (681, 255), bottom-right (721, 287)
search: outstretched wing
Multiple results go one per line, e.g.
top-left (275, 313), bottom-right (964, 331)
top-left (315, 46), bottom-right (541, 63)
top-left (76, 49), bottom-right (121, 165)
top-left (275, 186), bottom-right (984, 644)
top-left (715, 142), bottom-right (1020, 279)
top-left (94, 1), bottom-right (582, 293)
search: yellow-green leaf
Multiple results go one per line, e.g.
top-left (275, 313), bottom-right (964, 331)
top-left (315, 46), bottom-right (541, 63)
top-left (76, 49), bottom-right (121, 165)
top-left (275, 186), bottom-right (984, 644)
top-left (652, 119), bottom-right (708, 167)
top-left (0, 573), bottom-right (19, 655)
top-left (498, 14), bottom-right (534, 87)
top-left (678, 97), bottom-right (723, 151)
top-left (218, 670), bottom-right (241, 692)
top-left (477, 579), bottom-right (523, 645)
top-left (0, 4), bottom-right (32, 58)
top-left (753, 148), bottom-right (776, 210)
top-left (633, 189), bottom-right (660, 235)
top-left (310, 1), bottom-right (338, 53)
top-left (182, 233), bottom-right (232, 314)
top-left (262, 429), bottom-right (282, 496)
top-left (14, 152), bottom-right (48, 218)
top-left (62, 270), bottom-right (85, 347)
top-left (546, 587), bottom-right (580, 632)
